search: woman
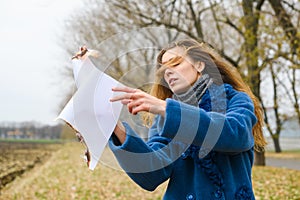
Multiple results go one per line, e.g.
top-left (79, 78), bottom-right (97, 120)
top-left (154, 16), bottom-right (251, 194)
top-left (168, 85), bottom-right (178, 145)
top-left (109, 39), bottom-right (266, 199)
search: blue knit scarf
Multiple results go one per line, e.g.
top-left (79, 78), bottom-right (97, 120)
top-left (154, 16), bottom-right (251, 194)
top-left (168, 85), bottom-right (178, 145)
top-left (172, 74), bottom-right (213, 106)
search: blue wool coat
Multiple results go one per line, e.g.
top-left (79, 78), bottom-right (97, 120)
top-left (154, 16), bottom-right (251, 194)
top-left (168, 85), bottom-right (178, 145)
top-left (109, 84), bottom-right (257, 200)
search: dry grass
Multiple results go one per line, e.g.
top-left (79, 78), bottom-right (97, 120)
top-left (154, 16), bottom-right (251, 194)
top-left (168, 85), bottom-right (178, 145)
top-left (0, 143), bottom-right (166, 200)
top-left (1, 143), bottom-right (299, 200)
top-left (266, 150), bottom-right (300, 160)
top-left (253, 166), bottom-right (300, 200)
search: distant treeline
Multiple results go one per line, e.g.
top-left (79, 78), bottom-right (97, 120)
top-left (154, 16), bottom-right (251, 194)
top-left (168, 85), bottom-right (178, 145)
top-left (0, 122), bottom-right (69, 140)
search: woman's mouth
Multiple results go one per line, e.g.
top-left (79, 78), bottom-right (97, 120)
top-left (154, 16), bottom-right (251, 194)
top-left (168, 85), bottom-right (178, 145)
top-left (168, 78), bottom-right (177, 86)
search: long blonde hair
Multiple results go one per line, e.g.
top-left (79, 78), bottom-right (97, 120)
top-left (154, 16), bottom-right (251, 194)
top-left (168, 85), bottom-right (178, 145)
top-left (144, 39), bottom-right (266, 151)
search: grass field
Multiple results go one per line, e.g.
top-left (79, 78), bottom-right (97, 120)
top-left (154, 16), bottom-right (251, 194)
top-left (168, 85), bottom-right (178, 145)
top-left (0, 142), bottom-right (299, 200)
top-left (0, 139), bottom-right (63, 144)
top-left (266, 150), bottom-right (300, 160)
top-left (0, 141), bottom-right (61, 192)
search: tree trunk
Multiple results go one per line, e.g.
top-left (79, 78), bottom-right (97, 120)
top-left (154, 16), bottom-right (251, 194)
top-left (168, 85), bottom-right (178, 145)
top-left (254, 151), bottom-right (265, 166)
top-left (242, 0), bottom-right (266, 166)
top-left (272, 135), bottom-right (282, 153)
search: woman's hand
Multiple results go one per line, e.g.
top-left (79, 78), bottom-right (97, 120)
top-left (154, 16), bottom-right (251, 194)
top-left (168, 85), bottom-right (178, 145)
top-left (113, 120), bottom-right (126, 144)
top-left (110, 86), bottom-right (166, 117)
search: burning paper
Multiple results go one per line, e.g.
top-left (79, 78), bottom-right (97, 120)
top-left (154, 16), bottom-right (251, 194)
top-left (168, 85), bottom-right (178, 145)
top-left (57, 52), bottom-right (123, 170)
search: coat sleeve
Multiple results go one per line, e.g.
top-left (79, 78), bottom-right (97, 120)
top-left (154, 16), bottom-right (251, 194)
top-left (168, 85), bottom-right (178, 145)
top-left (160, 92), bottom-right (257, 153)
top-left (109, 117), bottom-right (182, 191)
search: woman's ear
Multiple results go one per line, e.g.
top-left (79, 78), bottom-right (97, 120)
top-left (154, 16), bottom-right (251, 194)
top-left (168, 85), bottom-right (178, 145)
top-left (195, 61), bottom-right (205, 73)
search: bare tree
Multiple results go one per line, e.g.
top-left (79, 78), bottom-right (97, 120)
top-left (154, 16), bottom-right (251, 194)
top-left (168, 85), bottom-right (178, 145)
top-left (59, 0), bottom-right (300, 165)
top-left (268, 0), bottom-right (300, 124)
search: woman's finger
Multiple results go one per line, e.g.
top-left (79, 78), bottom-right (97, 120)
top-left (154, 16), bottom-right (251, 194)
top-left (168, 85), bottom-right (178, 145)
top-left (127, 99), bottom-right (150, 115)
top-left (132, 104), bottom-right (149, 115)
top-left (127, 99), bottom-right (144, 110)
top-left (120, 99), bottom-right (132, 105)
top-left (112, 86), bottom-right (137, 93)
top-left (110, 88), bottom-right (144, 102)
top-left (110, 93), bottom-right (133, 102)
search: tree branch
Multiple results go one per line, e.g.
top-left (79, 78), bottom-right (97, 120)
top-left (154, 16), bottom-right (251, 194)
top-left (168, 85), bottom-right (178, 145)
top-left (282, 0), bottom-right (300, 12)
top-left (187, 0), bottom-right (203, 39)
top-left (269, 0), bottom-right (299, 54)
top-left (219, 17), bottom-right (244, 37)
top-left (209, 0), bottom-right (225, 50)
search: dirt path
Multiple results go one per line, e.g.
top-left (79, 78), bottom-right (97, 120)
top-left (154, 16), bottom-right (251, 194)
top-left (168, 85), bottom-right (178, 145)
top-left (265, 137), bottom-right (300, 170)
top-left (266, 157), bottom-right (300, 171)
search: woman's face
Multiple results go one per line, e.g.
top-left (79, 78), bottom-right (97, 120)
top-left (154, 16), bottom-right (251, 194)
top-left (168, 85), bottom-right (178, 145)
top-left (161, 47), bottom-right (200, 94)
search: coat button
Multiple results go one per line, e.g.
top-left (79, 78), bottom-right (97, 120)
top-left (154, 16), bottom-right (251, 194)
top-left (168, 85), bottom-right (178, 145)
top-left (214, 189), bottom-right (223, 198)
top-left (186, 194), bottom-right (194, 200)
top-left (181, 152), bottom-right (188, 159)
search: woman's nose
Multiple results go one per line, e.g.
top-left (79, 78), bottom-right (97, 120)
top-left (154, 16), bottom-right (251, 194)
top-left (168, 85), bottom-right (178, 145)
top-left (164, 67), bottom-right (173, 77)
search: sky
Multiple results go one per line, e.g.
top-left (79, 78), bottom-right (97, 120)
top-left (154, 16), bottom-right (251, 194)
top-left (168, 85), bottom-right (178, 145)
top-left (0, 0), bottom-right (84, 124)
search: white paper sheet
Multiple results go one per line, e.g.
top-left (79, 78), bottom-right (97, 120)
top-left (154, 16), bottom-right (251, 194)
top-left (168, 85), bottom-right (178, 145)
top-left (57, 55), bottom-right (123, 170)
